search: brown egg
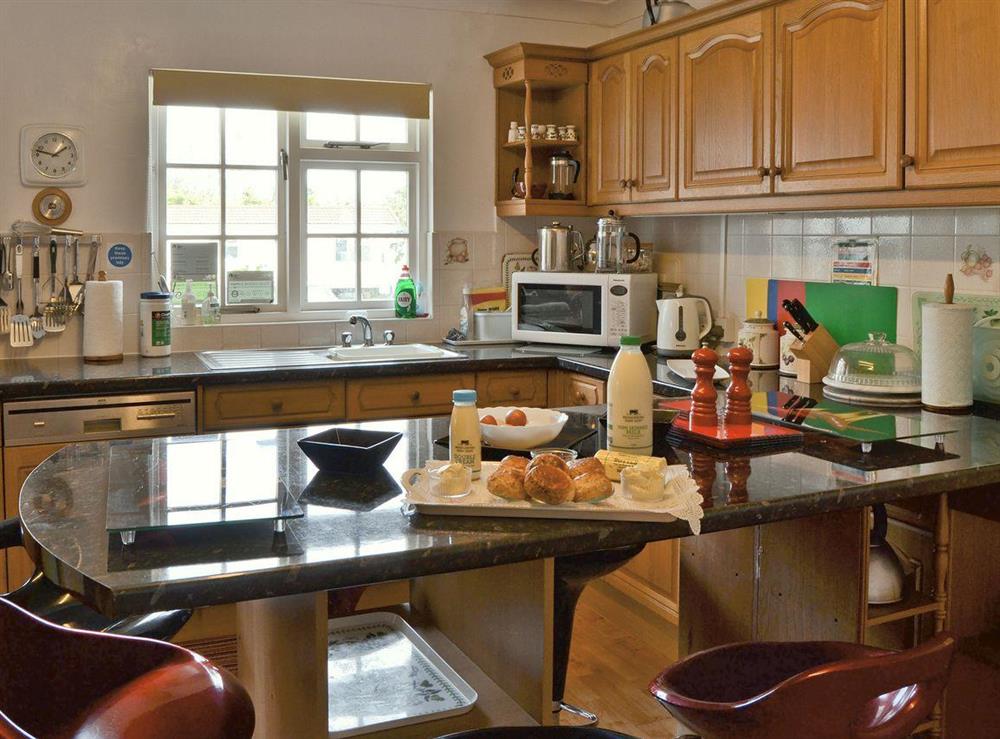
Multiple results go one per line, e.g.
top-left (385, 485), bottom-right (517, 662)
top-left (481, 414), bottom-right (498, 425)
top-left (505, 408), bottom-right (528, 426)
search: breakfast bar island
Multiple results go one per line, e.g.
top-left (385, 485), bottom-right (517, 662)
top-left (18, 407), bottom-right (1000, 737)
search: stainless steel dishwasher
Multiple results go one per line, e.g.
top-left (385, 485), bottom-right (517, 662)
top-left (3, 391), bottom-right (197, 446)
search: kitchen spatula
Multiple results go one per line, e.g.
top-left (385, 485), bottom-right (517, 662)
top-left (43, 238), bottom-right (65, 333)
top-left (10, 242), bottom-right (32, 348)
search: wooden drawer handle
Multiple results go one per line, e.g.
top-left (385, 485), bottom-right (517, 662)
top-left (756, 166), bottom-right (768, 178)
top-left (574, 391), bottom-right (586, 403)
top-left (410, 391), bottom-right (421, 402)
top-left (271, 400), bottom-right (284, 413)
top-left (768, 166), bottom-right (783, 178)
top-left (510, 387), bottom-right (521, 397)
top-left (619, 179), bottom-right (628, 189)
top-left (900, 154), bottom-right (915, 168)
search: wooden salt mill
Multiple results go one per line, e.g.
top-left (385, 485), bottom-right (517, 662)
top-left (724, 345), bottom-right (753, 427)
top-left (690, 345), bottom-right (719, 427)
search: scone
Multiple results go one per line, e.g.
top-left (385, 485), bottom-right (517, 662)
top-left (499, 455), bottom-right (530, 473)
top-left (524, 465), bottom-right (575, 505)
top-left (487, 467), bottom-right (527, 500)
top-left (573, 472), bottom-right (613, 502)
top-left (568, 457), bottom-right (605, 479)
top-left (526, 453), bottom-right (570, 476)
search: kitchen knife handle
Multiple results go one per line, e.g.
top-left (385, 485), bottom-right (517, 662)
top-left (49, 240), bottom-right (58, 275)
top-left (32, 249), bottom-right (39, 280)
top-left (783, 321), bottom-right (804, 342)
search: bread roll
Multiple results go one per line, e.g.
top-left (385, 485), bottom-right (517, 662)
top-left (526, 453), bottom-right (570, 475)
top-left (568, 457), bottom-right (605, 479)
top-left (487, 467), bottom-right (527, 500)
top-left (524, 465), bottom-right (575, 505)
top-left (573, 472), bottom-right (613, 502)
top-left (499, 455), bottom-right (529, 473)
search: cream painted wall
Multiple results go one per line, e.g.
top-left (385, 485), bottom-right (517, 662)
top-left (0, 0), bottom-right (610, 235)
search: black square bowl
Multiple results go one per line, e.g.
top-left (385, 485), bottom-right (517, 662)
top-left (297, 427), bottom-right (403, 475)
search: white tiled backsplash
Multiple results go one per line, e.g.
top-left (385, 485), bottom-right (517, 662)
top-left (632, 207), bottom-right (1000, 349)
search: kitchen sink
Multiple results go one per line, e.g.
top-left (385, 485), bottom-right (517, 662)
top-left (197, 344), bottom-right (463, 370)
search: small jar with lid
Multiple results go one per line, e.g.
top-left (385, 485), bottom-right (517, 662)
top-left (139, 291), bottom-right (172, 357)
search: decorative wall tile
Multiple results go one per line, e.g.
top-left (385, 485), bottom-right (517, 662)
top-left (433, 232), bottom-right (472, 269)
top-left (954, 236), bottom-right (1000, 293)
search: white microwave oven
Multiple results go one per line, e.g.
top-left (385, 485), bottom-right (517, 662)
top-left (510, 271), bottom-right (658, 347)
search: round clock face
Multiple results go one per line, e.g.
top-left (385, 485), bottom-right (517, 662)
top-left (30, 132), bottom-right (78, 178)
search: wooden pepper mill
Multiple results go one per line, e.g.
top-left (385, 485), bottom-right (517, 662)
top-left (690, 345), bottom-right (719, 427)
top-left (724, 345), bottom-right (753, 427)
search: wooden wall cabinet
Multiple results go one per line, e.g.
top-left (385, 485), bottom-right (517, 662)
top-left (904, 0), bottom-right (1000, 188)
top-left (774, 0), bottom-right (902, 194)
top-left (589, 39), bottom-right (678, 205)
top-left (678, 10), bottom-right (774, 199)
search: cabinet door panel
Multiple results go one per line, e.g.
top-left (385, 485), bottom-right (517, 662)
top-left (589, 54), bottom-right (631, 205)
top-left (775, 0), bottom-right (902, 193)
top-left (4, 444), bottom-right (65, 590)
top-left (679, 11), bottom-right (773, 199)
top-left (905, 0), bottom-right (1000, 188)
top-left (632, 38), bottom-right (678, 202)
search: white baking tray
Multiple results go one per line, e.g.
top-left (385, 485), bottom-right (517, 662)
top-left (327, 611), bottom-right (478, 737)
top-left (402, 460), bottom-right (684, 523)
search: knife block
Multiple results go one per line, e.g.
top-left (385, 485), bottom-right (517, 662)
top-left (788, 324), bottom-right (839, 383)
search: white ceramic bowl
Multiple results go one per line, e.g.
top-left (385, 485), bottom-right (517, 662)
top-left (478, 407), bottom-right (569, 450)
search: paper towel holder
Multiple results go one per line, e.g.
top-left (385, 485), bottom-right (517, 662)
top-left (83, 271), bottom-right (124, 365)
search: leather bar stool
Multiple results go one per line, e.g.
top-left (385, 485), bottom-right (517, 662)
top-left (438, 728), bottom-right (639, 738)
top-left (0, 517), bottom-right (192, 640)
top-left (649, 632), bottom-right (956, 739)
top-left (0, 598), bottom-right (253, 738)
top-left (552, 544), bottom-right (645, 724)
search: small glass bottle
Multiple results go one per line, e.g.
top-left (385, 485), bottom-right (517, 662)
top-left (450, 389), bottom-right (482, 480)
top-left (180, 280), bottom-right (198, 326)
top-left (201, 288), bottom-right (221, 325)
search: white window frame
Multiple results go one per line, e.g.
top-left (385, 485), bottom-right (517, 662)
top-left (153, 108), bottom-right (430, 323)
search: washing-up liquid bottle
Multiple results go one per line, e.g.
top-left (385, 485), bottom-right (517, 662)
top-left (181, 280), bottom-right (198, 326)
top-left (607, 336), bottom-right (653, 455)
top-left (394, 265), bottom-right (416, 318)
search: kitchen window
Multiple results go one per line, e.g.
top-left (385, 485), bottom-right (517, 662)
top-left (150, 71), bottom-right (430, 319)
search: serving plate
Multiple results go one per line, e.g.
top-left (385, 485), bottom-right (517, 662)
top-left (401, 460), bottom-right (695, 523)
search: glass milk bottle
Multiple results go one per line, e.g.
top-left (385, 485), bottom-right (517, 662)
top-left (450, 389), bottom-right (482, 480)
top-left (607, 336), bottom-right (653, 455)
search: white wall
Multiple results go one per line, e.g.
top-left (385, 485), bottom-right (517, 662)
top-left (0, 0), bottom-right (610, 235)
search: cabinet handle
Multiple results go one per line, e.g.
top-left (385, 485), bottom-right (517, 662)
top-left (769, 166), bottom-right (783, 177)
top-left (136, 412), bottom-right (178, 421)
top-left (619, 179), bottom-right (628, 189)
top-left (270, 400), bottom-right (284, 413)
top-left (900, 154), bottom-right (915, 168)
top-left (510, 387), bottom-right (521, 397)
top-left (410, 391), bottom-right (421, 402)
top-left (575, 391), bottom-right (586, 403)
top-left (757, 167), bottom-right (768, 178)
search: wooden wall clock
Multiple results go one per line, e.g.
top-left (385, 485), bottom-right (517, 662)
top-left (32, 187), bottom-right (72, 226)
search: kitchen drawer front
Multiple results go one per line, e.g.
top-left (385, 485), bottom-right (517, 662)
top-left (476, 371), bottom-right (547, 407)
top-left (346, 373), bottom-right (476, 420)
top-left (203, 381), bottom-right (346, 431)
top-left (566, 374), bottom-right (606, 406)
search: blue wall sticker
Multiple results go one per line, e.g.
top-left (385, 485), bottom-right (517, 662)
top-left (107, 243), bottom-right (133, 269)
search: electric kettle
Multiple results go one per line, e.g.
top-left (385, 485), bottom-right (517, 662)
top-left (655, 286), bottom-right (714, 357)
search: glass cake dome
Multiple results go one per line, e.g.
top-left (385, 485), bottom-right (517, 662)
top-left (822, 332), bottom-right (921, 394)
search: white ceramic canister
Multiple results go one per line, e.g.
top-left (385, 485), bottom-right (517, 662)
top-left (738, 312), bottom-right (780, 369)
top-left (139, 291), bottom-right (172, 357)
top-left (779, 324), bottom-right (802, 376)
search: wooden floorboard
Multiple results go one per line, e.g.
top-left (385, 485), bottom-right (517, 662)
top-left (564, 588), bottom-right (686, 737)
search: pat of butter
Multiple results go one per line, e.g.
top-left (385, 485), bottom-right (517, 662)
top-left (434, 463), bottom-right (469, 495)
top-left (621, 462), bottom-right (666, 501)
top-left (595, 450), bottom-right (667, 481)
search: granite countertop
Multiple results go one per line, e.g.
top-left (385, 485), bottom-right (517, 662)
top-left (20, 407), bottom-right (1000, 617)
top-left (0, 344), bottom-right (724, 401)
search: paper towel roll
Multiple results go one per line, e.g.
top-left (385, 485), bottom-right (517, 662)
top-left (83, 280), bottom-right (124, 362)
top-left (921, 302), bottom-right (974, 409)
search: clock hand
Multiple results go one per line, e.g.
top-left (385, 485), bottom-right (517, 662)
top-left (51, 144), bottom-right (67, 156)
top-left (33, 147), bottom-right (56, 157)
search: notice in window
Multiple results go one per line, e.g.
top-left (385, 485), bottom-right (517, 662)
top-left (170, 241), bottom-right (219, 300)
top-left (227, 271), bottom-right (275, 304)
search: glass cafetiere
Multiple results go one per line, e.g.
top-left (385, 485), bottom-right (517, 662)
top-left (549, 151), bottom-right (581, 200)
top-left (592, 215), bottom-right (641, 273)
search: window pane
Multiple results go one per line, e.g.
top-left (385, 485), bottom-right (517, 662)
top-left (307, 237), bottom-right (356, 302)
top-left (361, 238), bottom-right (407, 301)
top-left (225, 109), bottom-right (277, 165)
top-left (166, 168), bottom-right (220, 235)
top-left (361, 170), bottom-right (408, 234)
top-left (307, 169), bottom-right (357, 233)
top-left (306, 112), bottom-right (355, 142)
top-left (225, 239), bottom-right (278, 304)
top-left (226, 169), bottom-right (277, 235)
top-left (166, 106), bottom-right (220, 164)
top-left (360, 115), bottom-right (408, 144)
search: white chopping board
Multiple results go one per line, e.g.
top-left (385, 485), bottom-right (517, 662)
top-left (401, 460), bottom-right (693, 524)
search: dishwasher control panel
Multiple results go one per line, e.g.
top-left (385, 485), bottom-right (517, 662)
top-left (3, 391), bottom-right (197, 446)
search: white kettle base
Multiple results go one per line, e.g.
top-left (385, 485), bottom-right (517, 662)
top-left (655, 346), bottom-right (699, 358)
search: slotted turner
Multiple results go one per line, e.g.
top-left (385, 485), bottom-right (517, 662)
top-left (44, 238), bottom-right (65, 333)
top-left (10, 243), bottom-right (32, 348)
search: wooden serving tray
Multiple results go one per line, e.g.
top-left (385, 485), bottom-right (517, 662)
top-left (402, 461), bottom-right (688, 524)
